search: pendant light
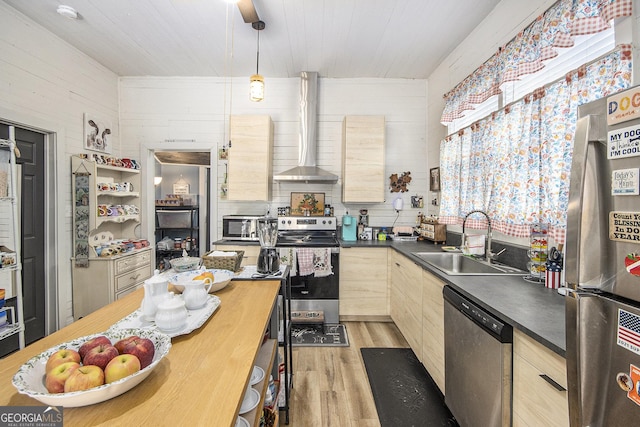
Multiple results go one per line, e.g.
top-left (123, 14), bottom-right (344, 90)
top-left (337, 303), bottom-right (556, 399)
top-left (250, 20), bottom-right (265, 102)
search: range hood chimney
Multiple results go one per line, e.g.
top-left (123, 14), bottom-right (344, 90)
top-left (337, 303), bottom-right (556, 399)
top-left (273, 72), bottom-right (338, 183)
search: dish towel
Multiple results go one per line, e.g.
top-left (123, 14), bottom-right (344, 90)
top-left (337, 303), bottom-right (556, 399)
top-left (295, 248), bottom-right (333, 277)
top-left (278, 247), bottom-right (297, 276)
top-left (464, 234), bottom-right (485, 256)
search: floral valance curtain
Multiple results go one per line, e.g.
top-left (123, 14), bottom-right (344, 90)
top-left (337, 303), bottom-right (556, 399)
top-left (439, 46), bottom-right (632, 243)
top-left (441, 0), bottom-right (633, 124)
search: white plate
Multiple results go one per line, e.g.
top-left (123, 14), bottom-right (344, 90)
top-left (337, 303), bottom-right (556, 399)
top-left (12, 329), bottom-right (171, 407)
top-left (167, 268), bottom-right (234, 293)
top-left (239, 387), bottom-right (260, 414)
top-left (109, 295), bottom-right (221, 338)
top-left (250, 365), bottom-right (265, 386)
top-left (235, 416), bottom-right (250, 427)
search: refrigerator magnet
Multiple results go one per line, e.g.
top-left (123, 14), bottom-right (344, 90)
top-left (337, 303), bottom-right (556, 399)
top-left (625, 254), bottom-right (640, 277)
top-left (609, 212), bottom-right (640, 243)
top-left (612, 168), bottom-right (639, 196)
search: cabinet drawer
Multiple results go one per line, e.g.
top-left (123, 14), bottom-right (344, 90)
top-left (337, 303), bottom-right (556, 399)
top-left (513, 330), bottom-right (569, 426)
top-left (115, 265), bottom-right (151, 293)
top-left (115, 250), bottom-right (151, 275)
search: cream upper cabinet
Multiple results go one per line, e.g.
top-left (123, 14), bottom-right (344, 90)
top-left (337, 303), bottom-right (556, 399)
top-left (339, 247), bottom-right (389, 319)
top-left (228, 115), bottom-right (273, 201)
top-left (513, 330), bottom-right (569, 427)
top-left (342, 116), bottom-right (385, 203)
top-left (421, 269), bottom-right (446, 393)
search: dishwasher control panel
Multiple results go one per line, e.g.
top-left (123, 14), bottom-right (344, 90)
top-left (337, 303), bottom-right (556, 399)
top-left (443, 285), bottom-right (513, 342)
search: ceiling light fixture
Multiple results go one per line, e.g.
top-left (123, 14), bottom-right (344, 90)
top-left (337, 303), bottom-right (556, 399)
top-left (56, 5), bottom-right (78, 20)
top-left (250, 20), bottom-right (265, 102)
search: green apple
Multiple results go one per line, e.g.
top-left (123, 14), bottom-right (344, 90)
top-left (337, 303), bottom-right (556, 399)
top-left (64, 365), bottom-right (104, 392)
top-left (105, 354), bottom-right (141, 383)
top-left (45, 348), bottom-right (81, 373)
top-left (45, 361), bottom-right (80, 393)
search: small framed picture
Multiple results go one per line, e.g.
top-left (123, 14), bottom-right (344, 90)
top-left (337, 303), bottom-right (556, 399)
top-left (84, 113), bottom-right (112, 154)
top-left (430, 167), bottom-right (441, 192)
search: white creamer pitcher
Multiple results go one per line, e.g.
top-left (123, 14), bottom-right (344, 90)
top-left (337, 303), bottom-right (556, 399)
top-left (141, 269), bottom-right (169, 321)
top-left (181, 279), bottom-right (212, 310)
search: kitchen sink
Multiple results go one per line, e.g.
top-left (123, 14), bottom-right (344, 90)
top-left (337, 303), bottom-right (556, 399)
top-left (412, 252), bottom-right (527, 276)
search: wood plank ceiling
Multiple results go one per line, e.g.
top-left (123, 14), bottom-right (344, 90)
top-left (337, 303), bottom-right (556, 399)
top-left (2, 0), bottom-right (501, 79)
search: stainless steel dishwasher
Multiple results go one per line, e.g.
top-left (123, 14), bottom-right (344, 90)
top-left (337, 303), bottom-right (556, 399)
top-left (443, 286), bottom-right (512, 427)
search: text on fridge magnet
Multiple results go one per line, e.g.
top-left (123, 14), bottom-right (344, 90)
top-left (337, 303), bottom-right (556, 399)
top-left (612, 168), bottom-right (640, 196)
top-left (609, 212), bottom-right (640, 243)
top-left (608, 86), bottom-right (640, 126)
top-left (608, 124), bottom-right (640, 160)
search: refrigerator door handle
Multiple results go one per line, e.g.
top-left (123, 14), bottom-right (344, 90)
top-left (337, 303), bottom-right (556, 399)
top-left (565, 114), bottom-right (606, 288)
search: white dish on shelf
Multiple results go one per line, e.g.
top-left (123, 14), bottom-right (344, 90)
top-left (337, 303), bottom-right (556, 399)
top-left (239, 387), bottom-right (260, 415)
top-left (235, 416), bottom-right (250, 427)
top-left (250, 365), bottom-right (265, 386)
top-left (12, 329), bottom-right (171, 408)
top-left (108, 295), bottom-right (221, 338)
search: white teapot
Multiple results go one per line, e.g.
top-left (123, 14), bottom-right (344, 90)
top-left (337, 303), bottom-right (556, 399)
top-left (181, 279), bottom-right (212, 310)
top-left (141, 269), bottom-right (169, 321)
top-left (154, 292), bottom-right (188, 333)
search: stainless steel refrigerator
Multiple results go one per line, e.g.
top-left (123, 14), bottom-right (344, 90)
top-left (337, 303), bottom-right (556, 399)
top-left (566, 85), bottom-right (640, 426)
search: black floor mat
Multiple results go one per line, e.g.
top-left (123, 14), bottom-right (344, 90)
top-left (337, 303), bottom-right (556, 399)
top-left (361, 347), bottom-right (458, 427)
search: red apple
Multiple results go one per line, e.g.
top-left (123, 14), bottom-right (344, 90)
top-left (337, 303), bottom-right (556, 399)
top-left (82, 344), bottom-right (119, 370)
top-left (104, 354), bottom-right (141, 383)
top-left (45, 361), bottom-right (80, 393)
top-left (121, 337), bottom-right (155, 369)
top-left (113, 335), bottom-right (140, 354)
top-left (64, 365), bottom-right (105, 392)
top-left (45, 348), bottom-right (81, 373)
top-left (78, 335), bottom-right (112, 359)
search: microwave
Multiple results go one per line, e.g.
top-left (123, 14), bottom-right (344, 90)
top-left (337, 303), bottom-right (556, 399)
top-left (222, 215), bottom-right (262, 241)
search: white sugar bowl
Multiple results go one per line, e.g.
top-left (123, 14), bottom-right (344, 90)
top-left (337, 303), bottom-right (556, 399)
top-left (154, 292), bottom-right (188, 333)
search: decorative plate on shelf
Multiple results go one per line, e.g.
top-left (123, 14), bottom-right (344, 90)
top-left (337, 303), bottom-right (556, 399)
top-left (290, 192), bottom-right (325, 216)
top-left (109, 295), bottom-right (221, 338)
top-left (12, 329), bottom-right (171, 408)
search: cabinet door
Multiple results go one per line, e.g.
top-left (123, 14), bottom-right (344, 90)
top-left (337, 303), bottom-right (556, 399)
top-left (513, 330), bottom-right (569, 427)
top-left (339, 248), bottom-right (388, 317)
top-left (422, 270), bottom-right (445, 393)
top-left (389, 250), bottom-right (422, 356)
top-left (342, 116), bottom-right (385, 202)
top-left (228, 115), bottom-right (273, 201)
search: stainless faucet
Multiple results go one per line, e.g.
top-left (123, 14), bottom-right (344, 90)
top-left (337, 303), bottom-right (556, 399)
top-left (462, 210), bottom-right (505, 264)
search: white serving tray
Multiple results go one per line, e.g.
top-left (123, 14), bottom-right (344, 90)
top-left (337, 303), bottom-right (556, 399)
top-left (108, 294), bottom-right (221, 338)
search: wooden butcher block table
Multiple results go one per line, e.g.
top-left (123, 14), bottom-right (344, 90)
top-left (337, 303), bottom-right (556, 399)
top-left (0, 279), bottom-right (281, 427)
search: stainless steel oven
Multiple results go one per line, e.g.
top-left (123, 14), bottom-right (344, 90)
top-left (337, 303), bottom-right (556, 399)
top-left (276, 216), bottom-right (340, 324)
top-left (222, 215), bottom-right (261, 241)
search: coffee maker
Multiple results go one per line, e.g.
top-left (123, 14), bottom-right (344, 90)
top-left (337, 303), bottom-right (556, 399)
top-left (257, 217), bottom-right (280, 274)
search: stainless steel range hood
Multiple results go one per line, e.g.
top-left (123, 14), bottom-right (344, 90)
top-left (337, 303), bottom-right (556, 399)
top-left (273, 72), bottom-right (338, 183)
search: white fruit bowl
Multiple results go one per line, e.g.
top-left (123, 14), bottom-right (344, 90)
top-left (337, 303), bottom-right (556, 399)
top-left (168, 268), bottom-right (234, 293)
top-left (12, 328), bottom-right (171, 407)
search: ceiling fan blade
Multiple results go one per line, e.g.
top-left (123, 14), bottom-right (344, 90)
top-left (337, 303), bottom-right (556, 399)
top-left (237, 0), bottom-right (260, 23)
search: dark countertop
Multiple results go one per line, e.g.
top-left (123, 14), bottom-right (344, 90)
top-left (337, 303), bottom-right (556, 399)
top-left (216, 237), bottom-right (567, 357)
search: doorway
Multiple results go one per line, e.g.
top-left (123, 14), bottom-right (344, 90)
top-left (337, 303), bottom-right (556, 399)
top-left (0, 124), bottom-right (47, 355)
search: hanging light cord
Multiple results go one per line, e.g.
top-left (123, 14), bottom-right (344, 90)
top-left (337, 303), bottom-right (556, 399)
top-left (256, 27), bottom-right (260, 75)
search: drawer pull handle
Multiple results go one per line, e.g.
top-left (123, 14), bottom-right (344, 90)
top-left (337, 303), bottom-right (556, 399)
top-left (130, 273), bottom-right (141, 280)
top-left (539, 374), bottom-right (566, 392)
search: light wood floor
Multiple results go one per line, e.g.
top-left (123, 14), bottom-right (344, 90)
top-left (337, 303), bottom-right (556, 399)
top-left (279, 321), bottom-right (409, 427)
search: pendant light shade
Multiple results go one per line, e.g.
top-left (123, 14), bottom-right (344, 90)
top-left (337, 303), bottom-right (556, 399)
top-left (250, 74), bottom-right (264, 102)
top-left (250, 20), bottom-right (265, 102)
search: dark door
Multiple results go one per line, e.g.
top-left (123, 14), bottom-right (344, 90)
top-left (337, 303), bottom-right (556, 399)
top-left (0, 125), bottom-right (46, 348)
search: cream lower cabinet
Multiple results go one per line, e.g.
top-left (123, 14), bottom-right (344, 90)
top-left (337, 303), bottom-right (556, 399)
top-left (72, 248), bottom-right (152, 320)
top-left (389, 249), bottom-right (423, 357)
top-left (339, 247), bottom-right (388, 319)
top-left (227, 115), bottom-right (273, 201)
top-left (513, 330), bottom-right (569, 427)
top-left (213, 244), bottom-right (260, 267)
top-left (421, 269), bottom-right (445, 393)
